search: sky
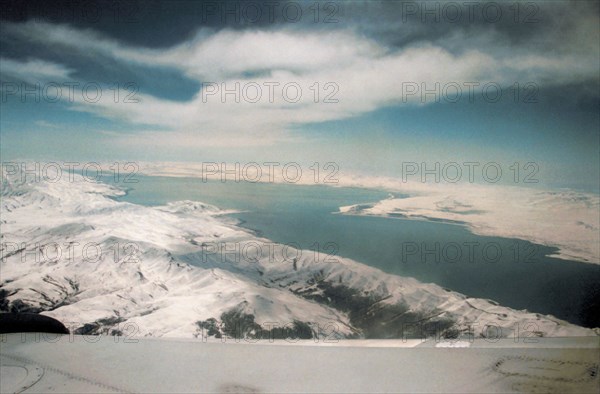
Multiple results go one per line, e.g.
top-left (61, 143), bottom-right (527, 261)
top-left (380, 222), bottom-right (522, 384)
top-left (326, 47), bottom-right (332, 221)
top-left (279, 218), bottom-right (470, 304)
top-left (1, 0), bottom-right (599, 191)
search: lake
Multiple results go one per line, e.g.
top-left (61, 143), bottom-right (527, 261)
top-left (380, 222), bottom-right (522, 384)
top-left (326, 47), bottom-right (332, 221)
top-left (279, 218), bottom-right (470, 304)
top-left (106, 175), bottom-right (600, 328)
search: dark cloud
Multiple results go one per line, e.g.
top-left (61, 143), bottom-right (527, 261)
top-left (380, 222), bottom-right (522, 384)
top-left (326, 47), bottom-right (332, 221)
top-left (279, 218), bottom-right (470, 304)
top-left (338, 1), bottom-right (599, 54)
top-left (2, 0), bottom-right (598, 54)
top-left (0, 0), bottom-right (328, 48)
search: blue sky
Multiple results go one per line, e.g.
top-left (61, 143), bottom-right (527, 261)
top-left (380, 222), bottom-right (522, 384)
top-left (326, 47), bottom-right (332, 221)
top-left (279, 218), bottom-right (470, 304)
top-left (1, 0), bottom-right (598, 191)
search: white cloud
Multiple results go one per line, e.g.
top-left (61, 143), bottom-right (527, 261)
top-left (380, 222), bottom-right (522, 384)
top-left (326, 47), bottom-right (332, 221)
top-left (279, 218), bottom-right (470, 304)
top-left (2, 18), bottom-right (598, 147)
top-left (0, 57), bottom-right (73, 83)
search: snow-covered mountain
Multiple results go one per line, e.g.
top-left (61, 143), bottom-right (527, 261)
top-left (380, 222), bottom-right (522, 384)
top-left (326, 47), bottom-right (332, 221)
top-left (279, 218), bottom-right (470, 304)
top-left (0, 172), bottom-right (595, 340)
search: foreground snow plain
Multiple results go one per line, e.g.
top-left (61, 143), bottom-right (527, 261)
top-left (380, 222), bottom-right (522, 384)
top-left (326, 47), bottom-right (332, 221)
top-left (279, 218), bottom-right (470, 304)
top-left (2, 334), bottom-right (599, 393)
top-left (0, 171), bottom-right (596, 339)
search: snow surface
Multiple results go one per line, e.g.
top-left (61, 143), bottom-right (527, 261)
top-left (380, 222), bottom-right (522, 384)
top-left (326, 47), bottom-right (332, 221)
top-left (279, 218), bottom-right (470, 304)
top-left (0, 172), bottom-right (596, 339)
top-left (2, 334), bottom-right (599, 393)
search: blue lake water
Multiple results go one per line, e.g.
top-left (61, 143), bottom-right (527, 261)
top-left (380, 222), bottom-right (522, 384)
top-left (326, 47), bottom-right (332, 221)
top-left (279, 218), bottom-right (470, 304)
top-left (106, 175), bottom-right (600, 328)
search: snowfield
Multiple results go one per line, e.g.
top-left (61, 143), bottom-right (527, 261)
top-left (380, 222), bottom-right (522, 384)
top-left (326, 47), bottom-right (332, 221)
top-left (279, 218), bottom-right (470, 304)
top-left (339, 182), bottom-right (600, 265)
top-left (0, 172), bottom-right (596, 340)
